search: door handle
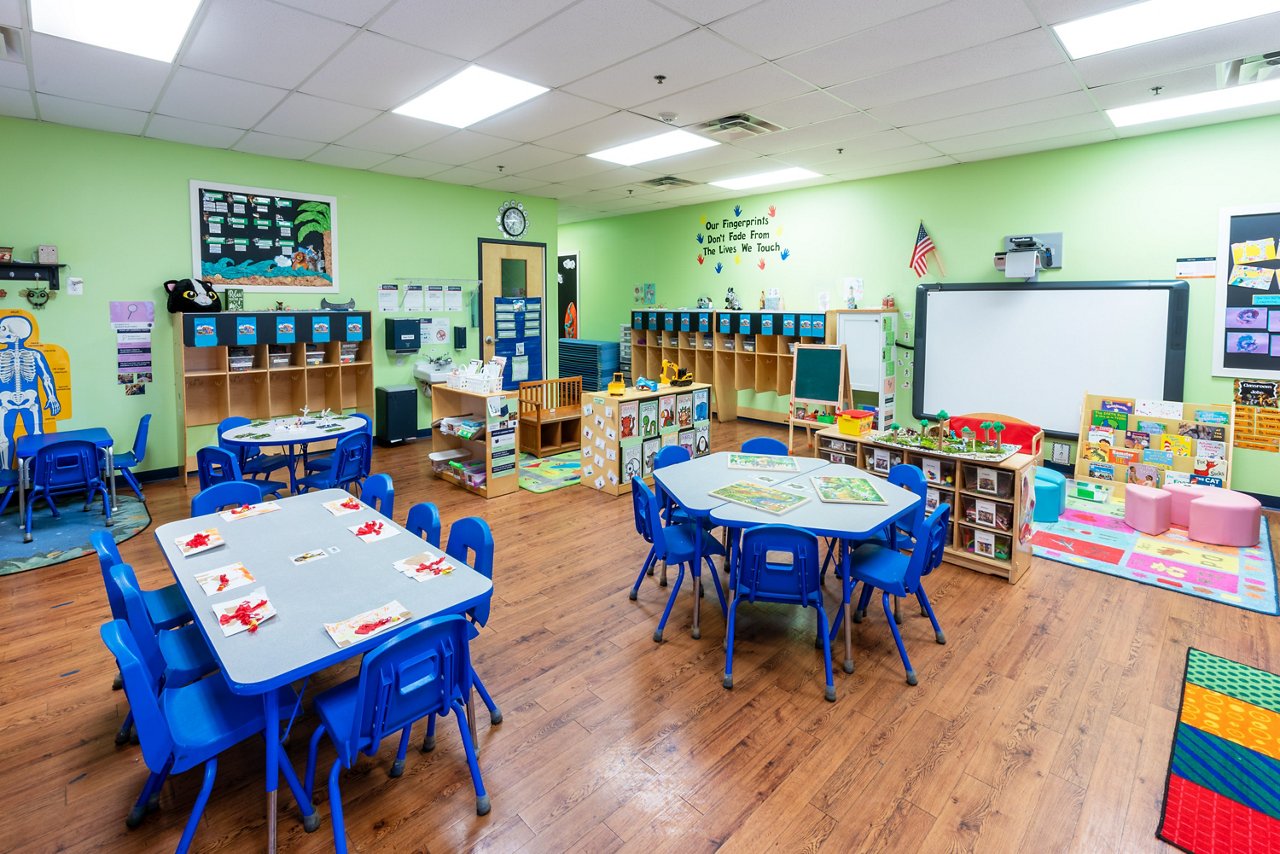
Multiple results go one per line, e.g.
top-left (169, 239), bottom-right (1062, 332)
top-left (484, 335), bottom-right (494, 344)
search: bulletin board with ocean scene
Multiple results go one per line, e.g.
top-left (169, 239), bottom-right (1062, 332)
top-left (1213, 204), bottom-right (1280, 378)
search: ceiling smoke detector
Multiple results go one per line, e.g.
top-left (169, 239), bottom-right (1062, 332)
top-left (640, 176), bottom-right (699, 189)
top-left (694, 113), bottom-right (785, 141)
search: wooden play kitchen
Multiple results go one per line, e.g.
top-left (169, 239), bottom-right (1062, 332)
top-left (428, 384), bottom-right (519, 499)
top-left (814, 423), bottom-right (1039, 584)
top-left (578, 381), bottom-right (713, 496)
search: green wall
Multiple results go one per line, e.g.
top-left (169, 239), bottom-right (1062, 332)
top-left (560, 113), bottom-right (1280, 496)
top-left (0, 116), bottom-right (557, 473)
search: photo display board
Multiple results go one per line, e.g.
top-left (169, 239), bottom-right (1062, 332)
top-left (1213, 204), bottom-right (1280, 378)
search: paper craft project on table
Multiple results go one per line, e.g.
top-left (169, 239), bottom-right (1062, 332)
top-left (727, 452), bottom-right (800, 472)
top-left (810, 476), bottom-right (886, 505)
top-left (176, 528), bottom-right (224, 557)
top-left (709, 480), bottom-right (810, 515)
top-left (323, 496), bottom-right (365, 516)
top-left (349, 519), bottom-right (399, 542)
top-left (219, 502), bottom-right (280, 522)
top-left (213, 586), bottom-right (276, 636)
top-left (196, 562), bottom-right (255, 596)
top-left (325, 601), bottom-right (412, 648)
top-left (392, 552), bottom-right (454, 581)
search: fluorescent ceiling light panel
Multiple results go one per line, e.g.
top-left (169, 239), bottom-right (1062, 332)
top-left (1053, 0), bottom-right (1280, 59)
top-left (31, 0), bottom-right (201, 62)
top-left (1108, 77), bottom-right (1280, 126)
top-left (394, 66), bottom-right (547, 128)
top-left (710, 166), bottom-right (821, 190)
top-left (588, 130), bottom-right (717, 166)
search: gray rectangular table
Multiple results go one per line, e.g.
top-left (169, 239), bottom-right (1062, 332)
top-left (156, 488), bottom-right (493, 853)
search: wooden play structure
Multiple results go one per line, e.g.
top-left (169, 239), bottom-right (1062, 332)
top-left (517, 376), bottom-right (583, 457)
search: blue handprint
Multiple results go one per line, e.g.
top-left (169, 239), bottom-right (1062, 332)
top-left (714, 262), bottom-right (723, 274)
top-left (696, 233), bottom-right (703, 244)
top-left (780, 248), bottom-right (790, 261)
top-left (733, 204), bottom-right (742, 217)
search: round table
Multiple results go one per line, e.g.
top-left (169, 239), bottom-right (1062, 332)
top-left (220, 414), bottom-right (367, 493)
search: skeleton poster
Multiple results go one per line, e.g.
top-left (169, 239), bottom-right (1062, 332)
top-left (0, 309), bottom-right (71, 466)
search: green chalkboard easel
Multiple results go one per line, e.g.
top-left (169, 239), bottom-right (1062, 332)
top-left (789, 344), bottom-right (847, 451)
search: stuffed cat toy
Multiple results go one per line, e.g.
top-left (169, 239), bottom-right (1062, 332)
top-left (164, 278), bottom-right (222, 313)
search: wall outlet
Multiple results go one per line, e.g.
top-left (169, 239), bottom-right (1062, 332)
top-left (1051, 441), bottom-right (1071, 465)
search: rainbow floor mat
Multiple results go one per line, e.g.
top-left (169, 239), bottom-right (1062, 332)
top-left (1159, 649), bottom-right (1280, 853)
top-left (1030, 495), bottom-right (1277, 615)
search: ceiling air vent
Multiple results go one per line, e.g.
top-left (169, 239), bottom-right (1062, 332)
top-left (0, 27), bottom-right (23, 62)
top-left (1220, 51), bottom-right (1280, 87)
top-left (641, 176), bottom-right (699, 189)
top-left (695, 113), bottom-right (785, 141)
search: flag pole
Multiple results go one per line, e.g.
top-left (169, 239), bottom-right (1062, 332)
top-left (931, 244), bottom-right (947, 278)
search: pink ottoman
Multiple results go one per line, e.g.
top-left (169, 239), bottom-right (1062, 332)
top-left (1189, 490), bottom-right (1262, 548)
top-left (1124, 484), bottom-right (1171, 536)
top-left (1162, 483), bottom-right (1215, 527)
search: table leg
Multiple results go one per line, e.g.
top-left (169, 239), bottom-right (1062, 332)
top-left (842, 546), bottom-right (854, 674)
top-left (18, 457), bottom-right (29, 543)
top-left (691, 528), bottom-right (702, 640)
top-left (264, 690), bottom-right (279, 854)
top-left (286, 444), bottom-right (299, 494)
top-left (105, 447), bottom-right (118, 519)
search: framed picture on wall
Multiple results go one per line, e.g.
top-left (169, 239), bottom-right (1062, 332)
top-left (190, 180), bottom-right (339, 293)
top-left (1213, 203), bottom-right (1280, 378)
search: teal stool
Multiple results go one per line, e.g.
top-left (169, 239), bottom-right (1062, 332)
top-left (1033, 467), bottom-right (1066, 523)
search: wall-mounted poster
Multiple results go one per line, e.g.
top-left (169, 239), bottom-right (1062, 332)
top-left (1213, 204), bottom-right (1280, 378)
top-left (0, 309), bottom-right (71, 465)
top-left (190, 180), bottom-right (338, 293)
top-left (557, 252), bottom-right (578, 339)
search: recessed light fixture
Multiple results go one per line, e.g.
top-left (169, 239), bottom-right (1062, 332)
top-left (1053, 0), bottom-right (1280, 59)
top-left (710, 166), bottom-right (820, 191)
top-left (587, 130), bottom-right (717, 166)
top-left (30, 0), bottom-right (201, 62)
top-left (394, 66), bottom-right (547, 128)
top-left (1108, 77), bottom-right (1280, 126)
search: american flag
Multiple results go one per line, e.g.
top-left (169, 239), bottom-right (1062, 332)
top-left (909, 222), bottom-right (935, 278)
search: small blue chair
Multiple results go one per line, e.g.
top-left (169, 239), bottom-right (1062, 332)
top-left (304, 614), bottom-right (490, 853)
top-left (653, 444), bottom-right (693, 529)
top-left (196, 446), bottom-right (285, 500)
top-left (219, 415), bottom-right (291, 481)
top-left (110, 563), bottom-right (217, 690)
top-left (740, 436), bottom-right (788, 456)
top-left (92, 530), bottom-right (192, 631)
top-left (724, 525), bottom-right (835, 701)
top-left (191, 481), bottom-right (264, 516)
top-left (446, 516), bottom-right (502, 726)
top-left (296, 431), bottom-right (370, 493)
top-left (362, 473), bottom-right (394, 520)
top-left (303, 412), bottom-right (373, 474)
top-left (26, 439), bottom-right (111, 535)
top-left (1033, 466), bottom-right (1067, 523)
top-left (843, 504), bottom-right (951, 685)
top-left (630, 477), bottom-right (727, 642)
top-left (0, 464), bottom-right (17, 518)
top-left (101, 620), bottom-right (315, 849)
top-left (406, 502), bottom-right (441, 547)
top-left (113, 414), bottom-right (151, 501)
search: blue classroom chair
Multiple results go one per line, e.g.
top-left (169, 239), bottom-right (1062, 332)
top-left (26, 439), bottom-right (111, 534)
top-left (303, 412), bottom-right (373, 474)
top-left (406, 502), bottom-right (442, 547)
top-left (100, 620), bottom-right (315, 850)
top-left (191, 481), bottom-right (263, 516)
top-left (195, 446), bottom-right (285, 500)
top-left (304, 615), bottom-right (490, 854)
top-left (724, 525), bottom-right (835, 702)
top-left (296, 431), bottom-right (370, 494)
top-left (110, 564), bottom-right (217, 690)
top-left (740, 436), bottom-right (788, 456)
top-left (218, 416), bottom-right (291, 481)
top-left (361, 473), bottom-right (394, 520)
top-left (113, 413), bottom-right (151, 501)
top-left (445, 516), bottom-right (502, 726)
top-left (92, 530), bottom-right (192, 631)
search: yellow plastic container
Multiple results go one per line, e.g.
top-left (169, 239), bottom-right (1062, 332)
top-left (837, 409), bottom-right (873, 436)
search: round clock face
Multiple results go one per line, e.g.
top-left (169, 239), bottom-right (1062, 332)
top-left (501, 206), bottom-right (527, 237)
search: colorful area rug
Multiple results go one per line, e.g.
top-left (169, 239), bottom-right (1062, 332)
top-left (0, 495), bottom-right (150, 576)
top-left (1158, 649), bottom-right (1280, 853)
top-left (518, 450), bottom-right (581, 494)
top-left (1030, 494), bottom-right (1277, 615)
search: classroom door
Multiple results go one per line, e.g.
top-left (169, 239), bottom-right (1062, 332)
top-left (479, 239), bottom-right (546, 389)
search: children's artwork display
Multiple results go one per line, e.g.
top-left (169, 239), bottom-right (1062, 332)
top-left (810, 476), bottom-right (886, 505)
top-left (1213, 204), bottom-right (1280, 378)
top-left (708, 480), bottom-right (810, 515)
top-left (1233, 378), bottom-right (1280, 452)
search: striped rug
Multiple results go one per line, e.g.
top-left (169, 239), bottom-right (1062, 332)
top-left (1159, 648), bottom-right (1280, 853)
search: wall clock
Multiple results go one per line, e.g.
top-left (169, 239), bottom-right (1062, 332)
top-left (497, 200), bottom-right (528, 238)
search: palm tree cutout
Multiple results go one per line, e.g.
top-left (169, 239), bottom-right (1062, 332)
top-left (992, 421), bottom-right (1006, 448)
top-left (294, 202), bottom-right (333, 279)
top-left (979, 420), bottom-right (992, 444)
top-left (889, 421), bottom-right (901, 434)
top-left (919, 418), bottom-right (930, 438)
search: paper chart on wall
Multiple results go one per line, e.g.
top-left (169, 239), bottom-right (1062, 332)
top-left (110, 300), bottom-right (155, 394)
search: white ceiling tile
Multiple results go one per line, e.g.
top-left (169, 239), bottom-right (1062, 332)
top-left (773, 129), bottom-right (924, 165)
top-left (300, 32), bottom-right (462, 111)
top-left (370, 0), bottom-right (577, 61)
top-left (558, 206), bottom-right (604, 222)
top-left (590, 197), bottom-right (663, 212)
top-left (902, 91), bottom-right (1097, 142)
top-left (370, 156), bottom-right (451, 178)
top-left (830, 155), bottom-right (955, 181)
top-left (645, 141), bottom-right (761, 172)
top-left (429, 165), bottom-right (506, 185)
top-left (145, 114), bottom-right (245, 148)
top-left (476, 175), bottom-right (551, 193)
top-left (156, 67), bottom-right (287, 129)
top-left (31, 34), bottom-right (169, 111)
top-left (563, 30), bottom-right (761, 109)
top-left (828, 28), bottom-right (1065, 110)
top-left (930, 112), bottom-right (1113, 154)
top-left (479, 0), bottom-right (696, 88)
top-left (651, 0), bottom-right (765, 24)
top-left (1086, 65), bottom-right (1218, 111)
top-left (777, 0), bottom-right (1040, 88)
top-left (709, 0), bottom-right (946, 59)
top-left (0, 58), bottom-right (27, 90)
top-left (733, 112), bottom-right (888, 154)
top-left (254, 92), bottom-right (380, 143)
top-left (518, 156), bottom-right (618, 183)
top-left (678, 155), bottom-right (801, 183)
top-left (555, 166), bottom-right (665, 192)
top-left (405, 130), bottom-right (519, 165)
top-left (306, 145), bottom-right (395, 169)
top-left (633, 63), bottom-right (814, 125)
top-left (36, 94), bottom-right (147, 134)
top-left (535, 111), bottom-right (673, 155)
top-left (232, 131), bottom-right (325, 159)
top-left (336, 112), bottom-right (453, 155)
top-left (467, 143), bottom-right (574, 173)
top-left (1023, 0), bottom-right (1134, 26)
top-left (0, 85), bottom-right (35, 119)
top-left (952, 129), bottom-right (1117, 162)
top-left (0, 0), bottom-right (23, 26)
top-left (748, 91), bottom-right (855, 130)
top-left (181, 0), bottom-right (358, 89)
top-left (537, 184), bottom-right (596, 200)
top-left (560, 189), bottom-right (632, 205)
top-left (811, 143), bottom-right (949, 173)
top-left (272, 0), bottom-right (390, 26)
top-left (470, 91), bottom-right (615, 143)
top-left (869, 63), bottom-right (1081, 127)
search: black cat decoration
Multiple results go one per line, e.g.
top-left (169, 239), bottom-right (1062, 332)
top-left (164, 278), bottom-right (222, 313)
top-left (320, 297), bottom-right (355, 311)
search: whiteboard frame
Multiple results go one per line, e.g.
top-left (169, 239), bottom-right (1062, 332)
top-left (1212, 202), bottom-right (1280, 379)
top-left (912, 281), bottom-right (1188, 439)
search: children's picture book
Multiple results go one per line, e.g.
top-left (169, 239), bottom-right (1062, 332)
top-left (1196, 439), bottom-right (1227, 460)
top-left (1084, 443), bottom-right (1108, 463)
top-left (619, 400), bottom-right (638, 440)
top-left (392, 552), bottom-right (454, 580)
top-left (1194, 409), bottom-right (1230, 425)
top-left (195, 562), bottom-right (255, 596)
top-left (974, 467), bottom-right (999, 494)
top-left (1194, 457), bottom-right (1227, 478)
top-left (660, 432), bottom-right (678, 447)
top-left (1157, 433), bottom-right (1194, 457)
top-left (1191, 474), bottom-right (1224, 487)
top-left (658, 394), bottom-right (676, 430)
top-left (1127, 463), bottom-right (1160, 487)
top-left (693, 388), bottom-right (710, 421)
top-left (1136, 400), bottom-right (1183, 418)
top-left (622, 442), bottom-right (642, 481)
top-left (1136, 420), bottom-right (1168, 436)
top-left (176, 528), bottom-right (224, 557)
top-left (641, 437), bottom-right (659, 478)
top-left (322, 496), bottom-right (365, 516)
top-left (1091, 410), bottom-right (1127, 431)
top-left (213, 586), bottom-right (276, 636)
top-left (324, 601), bottom-right (412, 648)
top-left (1164, 470), bottom-right (1192, 487)
top-left (871, 449), bottom-right (891, 474)
top-left (925, 488), bottom-right (940, 513)
top-left (922, 458), bottom-right (942, 484)
top-left (1087, 427), bottom-right (1115, 445)
top-left (1108, 448), bottom-right (1140, 466)
top-left (728, 452), bottom-right (800, 472)
top-left (975, 498), bottom-right (997, 527)
top-left (1100, 398), bottom-right (1135, 413)
top-left (694, 424), bottom-right (710, 457)
top-left (1124, 430), bottom-right (1151, 449)
top-left (1142, 448), bottom-right (1174, 468)
top-left (810, 476), bottom-right (886, 505)
top-left (639, 400), bottom-right (658, 438)
top-left (678, 429), bottom-right (695, 456)
top-left (1088, 462), bottom-right (1114, 480)
top-left (676, 393), bottom-right (693, 428)
top-left (1073, 481), bottom-right (1112, 503)
top-left (219, 501), bottom-right (280, 522)
top-left (1177, 421), bottom-right (1226, 441)
top-left (708, 480), bottom-right (810, 515)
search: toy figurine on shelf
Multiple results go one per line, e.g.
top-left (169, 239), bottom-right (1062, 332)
top-left (882, 295), bottom-right (896, 310)
top-left (660, 359), bottom-right (693, 386)
top-left (759, 290), bottom-right (766, 309)
top-left (696, 296), bottom-right (713, 309)
top-left (961, 426), bottom-right (975, 451)
top-left (607, 372), bottom-right (626, 396)
top-left (724, 287), bottom-right (742, 311)
top-left (634, 376), bottom-right (658, 392)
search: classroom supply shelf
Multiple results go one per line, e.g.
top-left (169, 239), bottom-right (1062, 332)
top-left (814, 425), bottom-right (1037, 583)
top-left (173, 311), bottom-right (373, 473)
top-left (429, 384), bottom-right (518, 499)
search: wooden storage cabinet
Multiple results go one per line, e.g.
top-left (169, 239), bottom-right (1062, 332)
top-left (429, 385), bottom-right (518, 499)
top-left (814, 425), bottom-right (1036, 584)
top-left (173, 311), bottom-right (373, 473)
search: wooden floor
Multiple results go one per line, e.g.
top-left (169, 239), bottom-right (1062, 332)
top-left (2, 419), bottom-right (1277, 853)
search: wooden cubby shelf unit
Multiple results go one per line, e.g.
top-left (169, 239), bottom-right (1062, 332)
top-left (429, 384), bottom-right (519, 499)
top-left (173, 311), bottom-right (373, 473)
